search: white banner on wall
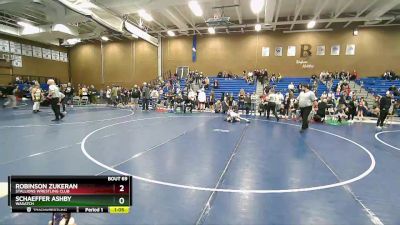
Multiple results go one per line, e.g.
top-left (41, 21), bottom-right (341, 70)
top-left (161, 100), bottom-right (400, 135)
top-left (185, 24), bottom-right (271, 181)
top-left (287, 46), bottom-right (296, 56)
top-left (21, 44), bottom-right (33, 57)
top-left (262, 47), bottom-right (270, 57)
top-left (316, 45), bottom-right (325, 56)
top-left (59, 52), bottom-right (68, 62)
top-left (275, 47), bottom-right (283, 56)
top-left (11, 55), bottom-right (22, 67)
top-left (331, 45), bottom-right (340, 56)
top-left (32, 46), bottom-right (42, 58)
top-left (9, 41), bottom-right (21, 55)
top-left (42, 48), bottom-right (51, 59)
top-left (346, 44), bottom-right (356, 55)
top-left (51, 50), bottom-right (60, 61)
top-left (0, 39), bottom-right (10, 53)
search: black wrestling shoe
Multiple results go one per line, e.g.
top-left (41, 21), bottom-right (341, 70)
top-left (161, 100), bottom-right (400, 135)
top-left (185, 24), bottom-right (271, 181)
top-left (51, 119), bottom-right (60, 121)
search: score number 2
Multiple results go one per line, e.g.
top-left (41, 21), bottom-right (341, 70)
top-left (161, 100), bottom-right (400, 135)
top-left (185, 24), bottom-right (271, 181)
top-left (118, 185), bottom-right (126, 205)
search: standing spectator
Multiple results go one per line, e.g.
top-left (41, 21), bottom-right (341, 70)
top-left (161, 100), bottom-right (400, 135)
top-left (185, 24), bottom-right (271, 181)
top-left (377, 91), bottom-right (392, 129)
top-left (198, 88), bottom-right (206, 111)
top-left (142, 82), bottom-right (150, 111)
top-left (131, 85), bottom-right (140, 110)
top-left (266, 90), bottom-right (279, 121)
top-left (106, 86), bottom-right (111, 105)
top-left (150, 87), bottom-right (159, 110)
top-left (64, 83), bottom-right (74, 108)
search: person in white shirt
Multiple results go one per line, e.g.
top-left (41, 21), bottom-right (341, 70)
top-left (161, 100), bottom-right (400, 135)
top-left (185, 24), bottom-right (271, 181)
top-left (266, 90), bottom-right (279, 121)
top-left (225, 109), bottom-right (250, 123)
top-left (297, 84), bottom-right (316, 132)
top-left (150, 88), bottom-right (159, 110)
top-left (47, 79), bottom-right (64, 121)
top-left (288, 82), bottom-right (295, 92)
top-left (198, 88), bottom-right (206, 111)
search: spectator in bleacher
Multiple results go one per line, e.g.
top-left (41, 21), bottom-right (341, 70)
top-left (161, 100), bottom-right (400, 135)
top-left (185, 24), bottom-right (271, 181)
top-left (277, 73), bottom-right (282, 82)
top-left (389, 85), bottom-right (399, 96)
top-left (298, 84), bottom-right (316, 132)
top-left (288, 82), bottom-right (295, 92)
top-left (357, 97), bottom-right (366, 120)
top-left (350, 70), bottom-right (358, 81)
top-left (327, 79), bottom-right (333, 91)
top-left (377, 91), bottom-right (392, 129)
top-left (213, 79), bottom-right (219, 89)
top-left (204, 77), bottom-right (210, 89)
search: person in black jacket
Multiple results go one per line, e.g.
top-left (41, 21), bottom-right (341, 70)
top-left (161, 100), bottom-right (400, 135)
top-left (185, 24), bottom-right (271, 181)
top-left (2, 83), bottom-right (17, 108)
top-left (377, 91), bottom-right (392, 129)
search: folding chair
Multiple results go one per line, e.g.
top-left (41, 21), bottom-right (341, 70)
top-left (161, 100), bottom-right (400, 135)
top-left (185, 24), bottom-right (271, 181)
top-left (81, 96), bottom-right (89, 105)
top-left (72, 96), bottom-right (81, 105)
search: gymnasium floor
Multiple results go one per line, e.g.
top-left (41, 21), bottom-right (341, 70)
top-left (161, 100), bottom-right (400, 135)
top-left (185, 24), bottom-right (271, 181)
top-left (1, 103), bottom-right (400, 225)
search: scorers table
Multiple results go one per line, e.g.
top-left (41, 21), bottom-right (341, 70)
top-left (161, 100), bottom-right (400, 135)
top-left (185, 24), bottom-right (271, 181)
top-left (8, 176), bottom-right (132, 214)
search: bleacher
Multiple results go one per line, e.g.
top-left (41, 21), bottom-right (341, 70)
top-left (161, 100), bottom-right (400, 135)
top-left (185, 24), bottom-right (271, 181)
top-left (179, 77), bottom-right (256, 100)
top-left (357, 78), bottom-right (400, 99)
top-left (271, 77), bottom-right (335, 97)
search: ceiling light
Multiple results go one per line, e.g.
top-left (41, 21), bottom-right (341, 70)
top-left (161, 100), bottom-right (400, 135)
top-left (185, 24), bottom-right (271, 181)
top-left (17, 21), bottom-right (34, 27)
top-left (188, 1), bottom-right (203, 17)
top-left (167, 30), bottom-right (175, 37)
top-left (208, 27), bottom-right (215, 34)
top-left (250, 0), bottom-right (264, 14)
top-left (66, 38), bottom-right (81, 45)
top-left (255, 24), bottom-right (261, 31)
top-left (307, 20), bottom-right (316, 29)
top-left (101, 36), bottom-right (109, 41)
top-left (138, 9), bottom-right (153, 22)
top-left (353, 28), bottom-right (359, 36)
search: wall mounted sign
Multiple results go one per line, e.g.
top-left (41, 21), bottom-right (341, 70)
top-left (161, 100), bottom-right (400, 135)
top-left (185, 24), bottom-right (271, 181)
top-left (316, 45), bottom-right (325, 56)
top-left (11, 55), bottom-right (22, 67)
top-left (0, 39), bottom-right (10, 53)
top-left (275, 47), bottom-right (283, 56)
top-left (9, 41), bottom-right (21, 55)
top-left (51, 50), bottom-right (60, 61)
top-left (262, 47), bottom-right (270, 57)
top-left (32, 46), bottom-right (42, 58)
top-left (21, 44), bottom-right (33, 57)
top-left (42, 48), bottom-right (51, 59)
top-left (331, 45), bottom-right (340, 56)
top-left (346, 44), bottom-right (356, 55)
top-left (296, 59), bottom-right (314, 69)
top-left (287, 46), bottom-right (296, 57)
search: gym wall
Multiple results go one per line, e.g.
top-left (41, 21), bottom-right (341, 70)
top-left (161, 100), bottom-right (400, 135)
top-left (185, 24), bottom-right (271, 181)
top-left (162, 27), bottom-right (400, 77)
top-left (69, 39), bottom-right (157, 88)
top-left (0, 34), bottom-right (69, 84)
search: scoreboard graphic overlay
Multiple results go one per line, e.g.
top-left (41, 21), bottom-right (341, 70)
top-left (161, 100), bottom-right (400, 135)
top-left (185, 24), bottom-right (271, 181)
top-left (8, 176), bottom-right (132, 214)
